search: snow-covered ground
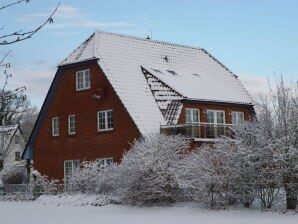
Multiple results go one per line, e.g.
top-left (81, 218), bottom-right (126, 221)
top-left (0, 196), bottom-right (297, 224)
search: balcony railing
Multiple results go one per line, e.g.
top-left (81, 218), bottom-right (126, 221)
top-left (160, 123), bottom-right (234, 140)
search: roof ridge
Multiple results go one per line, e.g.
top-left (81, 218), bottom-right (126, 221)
top-left (59, 32), bottom-right (97, 66)
top-left (94, 30), bottom-right (202, 52)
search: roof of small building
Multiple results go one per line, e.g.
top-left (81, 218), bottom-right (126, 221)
top-left (60, 31), bottom-right (253, 135)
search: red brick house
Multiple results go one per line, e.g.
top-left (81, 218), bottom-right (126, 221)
top-left (23, 31), bottom-right (254, 181)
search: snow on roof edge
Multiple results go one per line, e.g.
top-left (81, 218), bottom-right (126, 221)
top-left (93, 30), bottom-right (203, 52)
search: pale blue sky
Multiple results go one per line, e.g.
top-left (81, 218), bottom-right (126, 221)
top-left (1, 0), bottom-right (297, 107)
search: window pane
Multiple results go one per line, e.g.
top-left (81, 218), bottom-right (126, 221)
top-left (193, 110), bottom-right (199, 123)
top-left (185, 109), bottom-right (199, 124)
top-left (232, 113), bottom-right (237, 124)
top-left (76, 72), bottom-right (84, 89)
top-left (185, 109), bottom-right (192, 123)
top-left (64, 161), bottom-right (72, 177)
top-left (84, 71), bottom-right (90, 88)
top-left (69, 115), bottom-right (76, 134)
top-left (98, 112), bottom-right (106, 130)
top-left (98, 110), bottom-right (114, 131)
top-left (107, 111), bottom-right (113, 129)
top-left (52, 117), bottom-right (59, 136)
top-left (217, 111), bottom-right (224, 124)
top-left (232, 112), bottom-right (244, 124)
top-left (238, 113), bottom-right (244, 124)
top-left (73, 160), bottom-right (80, 169)
top-left (207, 111), bottom-right (214, 123)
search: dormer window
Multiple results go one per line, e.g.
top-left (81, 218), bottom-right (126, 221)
top-left (76, 69), bottom-right (90, 91)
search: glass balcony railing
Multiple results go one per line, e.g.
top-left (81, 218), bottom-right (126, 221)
top-left (160, 123), bottom-right (234, 139)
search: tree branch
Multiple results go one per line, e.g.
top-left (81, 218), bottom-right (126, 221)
top-left (0, 0), bottom-right (30, 11)
top-left (0, 2), bottom-right (60, 45)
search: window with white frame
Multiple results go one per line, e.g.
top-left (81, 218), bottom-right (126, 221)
top-left (97, 110), bottom-right (113, 131)
top-left (231, 111), bottom-right (244, 125)
top-left (96, 158), bottom-right (113, 168)
top-left (76, 69), bottom-right (90, 91)
top-left (185, 108), bottom-right (200, 124)
top-left (68, 115), bottom-right (76, 135)
top-left (52, 117), bottom-right (59, 136)
top-left (206, 110), bottom-right (225, 124)
top-left (64, 160), bottom-right (80, 182)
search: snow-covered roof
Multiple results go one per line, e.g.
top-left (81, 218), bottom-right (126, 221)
top-left (60, 31), bottom-right (253, 135)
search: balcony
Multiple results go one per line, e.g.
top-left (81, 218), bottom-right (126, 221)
top-left (160, 123), bottom-right (234, 141)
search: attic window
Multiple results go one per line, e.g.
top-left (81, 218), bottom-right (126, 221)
top-left (76, 69), bottom-right (91, 91)
top-left (167, 70), bottom-right (177, 76)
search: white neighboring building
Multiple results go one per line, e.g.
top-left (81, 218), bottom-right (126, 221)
top-left (0, 125), bottom-right (26, 170)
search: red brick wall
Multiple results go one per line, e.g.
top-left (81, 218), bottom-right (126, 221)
top-left (178, 102), bottom-right (253, 124)
top-left (34, 62), bottom-right (140, 180)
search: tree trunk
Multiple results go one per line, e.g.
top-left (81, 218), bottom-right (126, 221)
top-left (284, 175), bottom-right (298, 210)
top-left (286, 194), bottom-right (297, 210)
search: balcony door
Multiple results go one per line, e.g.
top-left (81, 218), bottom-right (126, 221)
top-left (185, 108), bottom-right (200, 137)
top-left (206, 110), bottom-right (225, 138)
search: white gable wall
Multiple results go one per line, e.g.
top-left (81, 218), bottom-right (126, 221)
top-left (3, 128), bottom-right (26, 168)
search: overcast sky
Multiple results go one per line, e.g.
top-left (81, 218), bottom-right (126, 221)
top-left (1, 0), bottom-right (297, 107)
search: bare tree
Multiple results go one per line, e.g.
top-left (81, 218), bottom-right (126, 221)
top-left (0, 0), bottom-right (60, 45)
top-left (0, 1), bottom-right (59, 126)
top-left (230, 77), bottom-right (298, 210)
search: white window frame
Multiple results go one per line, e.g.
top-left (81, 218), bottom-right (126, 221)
top-left (68, 115), bottom-right (76, 135)
top-left (64, 160), bottom-right (80, 182)
top-left (96, 158), bottom-right (113, 168)
top-left (206, 110), bottom-right (225, 124)
top-left (185, 108), bottom-right (200, 124)
top-left (231, 111), bottom-right (244, 125)
top-left (76, 69), bottom-right (91, 91)
top-left (97, 110), bottom-right (114, 132)
top-left (52, 117), bottom-right (59, 136)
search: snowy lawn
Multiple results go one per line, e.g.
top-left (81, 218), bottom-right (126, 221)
top-left (1, 200), bottom-right (298, 224)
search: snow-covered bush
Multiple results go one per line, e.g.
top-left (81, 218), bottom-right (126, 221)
top-left (67, 161), bottom-right (117, 194)
top-left (178, 141), bottom-right (238, 209)
top-left (114, 134), bottom-right (190, 205)
top-left (230, 120), bottom-right (283, 209)
top-left (31, 170), bottom-right (59, 196)
top-left (0, 165), bottom-right (27, 184)
top-left (67, 161), bottom-right (98, 193)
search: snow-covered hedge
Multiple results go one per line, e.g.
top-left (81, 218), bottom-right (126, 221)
top-left (0, 166), bottom-right (27, 184)
top-left (114, 134), bottom-right (190, 205)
